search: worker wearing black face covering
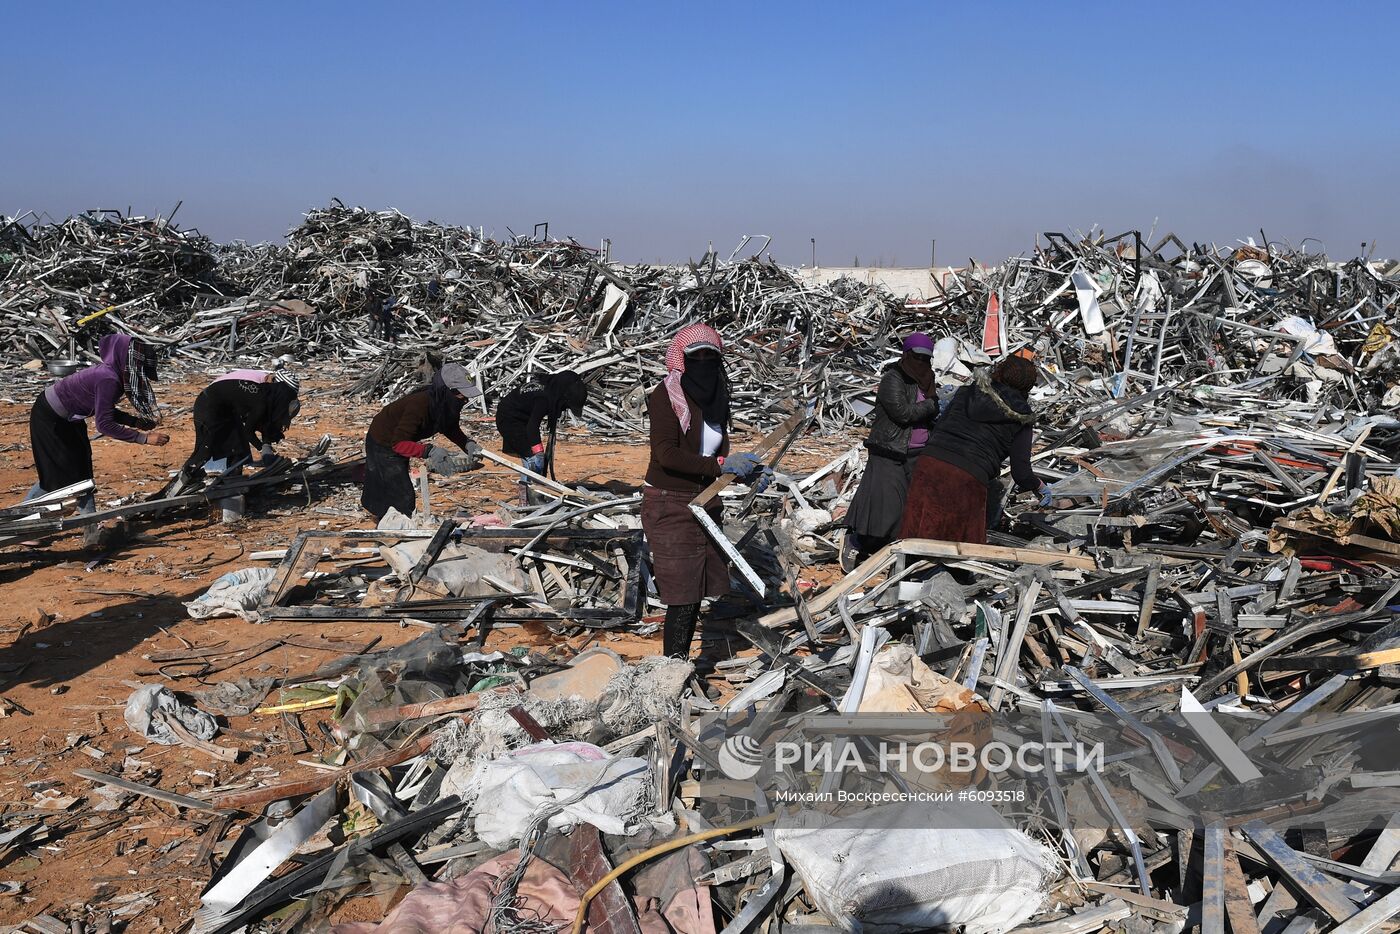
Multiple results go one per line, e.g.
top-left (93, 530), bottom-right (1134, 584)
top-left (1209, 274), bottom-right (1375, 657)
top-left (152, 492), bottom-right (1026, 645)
top-left (643, 323), bottom-right (770, 663)
top-left (678, 353), bottom-right (729, 427)
top-left (495, 370), bottom-right (589, 479)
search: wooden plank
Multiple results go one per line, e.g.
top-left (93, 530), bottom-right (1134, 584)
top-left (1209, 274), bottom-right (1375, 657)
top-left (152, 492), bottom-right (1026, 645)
top-left (154, 711), bottom-right (240, 763)
top-left (690, 411), bottom-right (804, 509)
top-left (1241, 819), bottom-right (1358, 922)
top-left (1133, 563), bottom-right (1160, 637)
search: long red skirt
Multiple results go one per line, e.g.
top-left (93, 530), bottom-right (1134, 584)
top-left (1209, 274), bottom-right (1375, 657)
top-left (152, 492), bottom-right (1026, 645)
top-left (899, 456), bottom-right (988, 545)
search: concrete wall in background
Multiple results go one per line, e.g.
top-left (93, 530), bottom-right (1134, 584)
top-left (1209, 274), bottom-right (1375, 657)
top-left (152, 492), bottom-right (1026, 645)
top-left (794, 266), bottom-right (961, 301)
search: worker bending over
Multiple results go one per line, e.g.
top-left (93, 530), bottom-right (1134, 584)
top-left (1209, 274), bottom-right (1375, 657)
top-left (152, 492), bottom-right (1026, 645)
top-left (361, 363), bottom-right (482, 521)
top-left (25, 334), bottom-right (168, 532)
top-left (495, 370), bottom-right (588, 499)
top-left (181, 369), bottom-right (301, 522)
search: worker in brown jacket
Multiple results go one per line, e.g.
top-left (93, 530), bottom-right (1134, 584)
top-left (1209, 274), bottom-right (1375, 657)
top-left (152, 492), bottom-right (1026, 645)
top-left (361, 363), bottom-right (482, 521)
top-left (643, 323), bottom-right (769, 659)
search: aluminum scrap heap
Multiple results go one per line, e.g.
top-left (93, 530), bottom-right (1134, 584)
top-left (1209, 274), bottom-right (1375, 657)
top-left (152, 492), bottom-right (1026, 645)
top-left (4, 205), bottom-right (1400, 433)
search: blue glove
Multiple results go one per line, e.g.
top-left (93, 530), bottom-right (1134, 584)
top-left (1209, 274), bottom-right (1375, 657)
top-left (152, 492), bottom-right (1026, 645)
top-left (720, 452), bottom-right (762, 480)
top-left (1037, 484), bottom-right (1054, 508)
top-left (751, 467), bottom-right (775, 495)
top-left (522, 452), bottom-right (547, 474)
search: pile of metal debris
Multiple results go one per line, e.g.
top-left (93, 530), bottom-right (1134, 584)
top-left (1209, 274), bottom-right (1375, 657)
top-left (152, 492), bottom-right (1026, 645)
top-left (9, 384), bottom-right (1400, 932)
top-left (8, 206), bottom-right (1400, 932)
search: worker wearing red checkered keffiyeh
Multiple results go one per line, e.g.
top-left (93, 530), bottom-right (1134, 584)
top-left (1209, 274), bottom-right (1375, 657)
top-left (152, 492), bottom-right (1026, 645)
top-left (642, 321), bottom-right (768, 665)
top-left (662, 322), bottom-right (727, 434)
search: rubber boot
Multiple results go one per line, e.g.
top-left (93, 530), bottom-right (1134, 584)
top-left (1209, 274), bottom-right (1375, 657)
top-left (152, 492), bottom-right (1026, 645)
top-left (663, 602), bottom-right (701, 659)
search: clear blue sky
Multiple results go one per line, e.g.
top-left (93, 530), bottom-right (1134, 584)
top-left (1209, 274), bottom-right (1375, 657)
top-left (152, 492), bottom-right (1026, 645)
top-left (5, 1), bottom-right (1398, 265)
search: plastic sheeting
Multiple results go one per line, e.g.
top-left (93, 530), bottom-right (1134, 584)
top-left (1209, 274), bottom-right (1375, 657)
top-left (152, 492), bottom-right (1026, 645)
top-left (185, 567), bottom-right (278, 621)
top-left (124, 684), bottom-right (219, 746)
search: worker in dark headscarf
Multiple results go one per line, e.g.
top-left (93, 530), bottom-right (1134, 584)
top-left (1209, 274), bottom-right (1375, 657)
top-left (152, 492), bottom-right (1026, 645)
top-left (642, 323), bottom-right (771, 661)
top-left (495, 370), bottom-right (589, 480)
top-left (180, 370), bottom-right (302, 522)
top-left (900, 355), bottom-right (1051, 545)
top-left (24, 334), bottom-right (168, 516)
top-left (840, 332), bottom-right (941, 569)
top-left (361, 363), bottom-right (482, 521)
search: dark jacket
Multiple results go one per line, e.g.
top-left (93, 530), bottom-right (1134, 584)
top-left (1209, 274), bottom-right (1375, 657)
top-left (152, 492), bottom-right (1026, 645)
top-left (368, 389), bottom-right (470, 458)
top-left (643, 383), bottom-right (731, 494)
top-left (185, 379), bottom-right (288, 468)
top-left (922, 370), bottom-right (1041, 490)
top-left (865, 363), bottom-right (939, 460)
top-left (496, 382), bottom-right (548, 457)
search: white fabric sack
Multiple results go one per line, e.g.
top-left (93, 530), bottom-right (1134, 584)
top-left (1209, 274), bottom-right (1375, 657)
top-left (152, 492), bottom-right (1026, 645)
top-left (775, 802), bottom-right (1058, 934)
top-left (185, 567), bottom-right (278, 621)
top-left (467, 741), bottom-right (673, 849)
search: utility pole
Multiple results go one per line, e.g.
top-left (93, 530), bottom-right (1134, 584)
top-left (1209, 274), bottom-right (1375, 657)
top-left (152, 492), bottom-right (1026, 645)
top-left (931, 239), bottom-right (936, 269)
top-left (810, 238), bottom-right (816, 268)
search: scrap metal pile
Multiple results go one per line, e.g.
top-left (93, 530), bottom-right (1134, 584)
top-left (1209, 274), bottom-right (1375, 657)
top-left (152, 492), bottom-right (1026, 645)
top-left (12, 206), bottom-right (1400, 932)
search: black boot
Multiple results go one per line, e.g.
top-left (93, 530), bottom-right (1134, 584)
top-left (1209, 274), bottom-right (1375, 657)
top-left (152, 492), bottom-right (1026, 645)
top-left (663, 603), bottom-right (701, 659)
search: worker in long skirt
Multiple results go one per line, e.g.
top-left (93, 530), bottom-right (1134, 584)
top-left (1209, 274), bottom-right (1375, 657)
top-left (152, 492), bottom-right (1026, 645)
top-left (899, 355), bottom-right (1051, 545)
top-left (24, 334), bottom-right (168, 535)
top-left (642, 324), bottom-right (770, 660)
top-left (361, 362), bottom-right (482, 522)
top-left (495, 370), bottom-right (588, 502)
top-left (840, 332), bottom-right (941, 570)
top-left (180, 370), bottom-right (302, 522)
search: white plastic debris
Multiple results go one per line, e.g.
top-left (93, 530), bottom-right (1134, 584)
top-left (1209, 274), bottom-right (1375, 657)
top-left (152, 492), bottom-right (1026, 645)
top-left (185, 567), bottom-right (278, 621)
top-left (124, 684), bottom-right (219, 746)
top-left (465, 741), bottom-right (674, 849)
top-left (775, 802), bottom-right (1059, 934)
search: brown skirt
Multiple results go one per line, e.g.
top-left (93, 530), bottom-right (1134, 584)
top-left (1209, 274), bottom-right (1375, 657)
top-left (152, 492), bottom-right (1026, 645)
top-left (642, 486), bottom-right (730, 606)
top-left (900, 456), bottom-right (989, 545)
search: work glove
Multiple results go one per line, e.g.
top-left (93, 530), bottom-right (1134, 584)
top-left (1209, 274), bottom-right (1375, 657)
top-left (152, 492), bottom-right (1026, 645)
top-left (522, 452), bottom-right (547, 474)
top-left (425, 445), bottom-right (473, 477)
top-left (720, 452), bottom-right (763, 480)
top-left (1037, 483), bottom-right (1055, 509)
top-left (751, 466), bottom-right (775, 495)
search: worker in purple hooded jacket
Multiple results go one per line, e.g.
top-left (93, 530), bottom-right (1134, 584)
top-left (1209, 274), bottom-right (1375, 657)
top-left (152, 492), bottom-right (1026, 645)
top-left (24, 334), bottom-right (169, 514)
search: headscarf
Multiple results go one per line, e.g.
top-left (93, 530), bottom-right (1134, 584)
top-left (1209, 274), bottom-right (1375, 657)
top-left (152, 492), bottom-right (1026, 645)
top-left (125, 339), bottom-right (161, 424)
top-left (663, 323), bottom-right (726, 434)
top-left (263, 373), bottom-right (301, 440)
top-left (428, 362), bottom-right (475, 434)
top-left (541, 370), bottom-right (588, 434)
top-left (898, 332), bottom-right (936, 396)
top-left (536, 370), bottom-right (589, 479)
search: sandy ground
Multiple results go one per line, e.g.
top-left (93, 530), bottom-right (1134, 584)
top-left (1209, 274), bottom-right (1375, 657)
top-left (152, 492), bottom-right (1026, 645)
top-left (0, 374), bottom-right (851, 930)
